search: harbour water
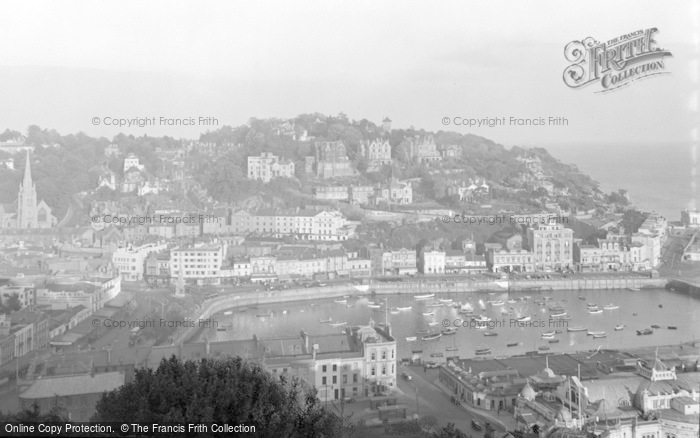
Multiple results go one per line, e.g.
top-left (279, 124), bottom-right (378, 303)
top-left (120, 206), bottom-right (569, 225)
top-left (198, 288), bottom-right (700, 360)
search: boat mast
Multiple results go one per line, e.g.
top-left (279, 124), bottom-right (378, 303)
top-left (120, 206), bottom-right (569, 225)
top-left (577, 364), bottom-right (582, 429)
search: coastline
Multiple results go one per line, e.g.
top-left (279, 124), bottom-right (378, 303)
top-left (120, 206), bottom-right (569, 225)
top-left (177, 275), bottom-right (669, 344)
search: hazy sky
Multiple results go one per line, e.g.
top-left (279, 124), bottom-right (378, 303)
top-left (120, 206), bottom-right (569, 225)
top-left (0, 0), bottom-right (697, 148)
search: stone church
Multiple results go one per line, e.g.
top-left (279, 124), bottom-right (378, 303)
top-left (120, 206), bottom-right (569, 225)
top-left (0, 151), bottom-right (57, 229)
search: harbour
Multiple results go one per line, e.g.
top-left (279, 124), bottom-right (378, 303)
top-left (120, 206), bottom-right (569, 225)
top-left (196, 286), bottom-right (700, 360)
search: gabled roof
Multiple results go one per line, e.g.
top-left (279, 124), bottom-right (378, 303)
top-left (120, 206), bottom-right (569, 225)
top-left (20, 371), bottom-right (124, 399)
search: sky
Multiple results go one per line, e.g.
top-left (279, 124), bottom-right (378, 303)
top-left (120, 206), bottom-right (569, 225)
top-left (0, 0), bottom-right (697, 149)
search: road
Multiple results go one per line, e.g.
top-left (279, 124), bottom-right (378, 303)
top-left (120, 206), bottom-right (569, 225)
top-left (396, 365), bottom-right (511, 436)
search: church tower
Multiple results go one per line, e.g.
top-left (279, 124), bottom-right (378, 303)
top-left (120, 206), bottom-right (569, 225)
top-left (17, 151), bottom-right (37, 229)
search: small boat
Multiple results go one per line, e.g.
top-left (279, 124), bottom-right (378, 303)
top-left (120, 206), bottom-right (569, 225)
top-left (428, 321), bottom-right (439, 326)
top-left (489, 300), bottom-right (505, 306)
top-left (593, 333), bottom-right (607, 338)
top-left (330, 322), bottom-right (347, 327)
top-left (628, 287), bottom-right (640, 291)
top-left (507, 342), bottom-right (519, 347)
top-left (614, 324), bottom-right (625, 331)
top-left (412, 349), bottom-right (423, 354)
top-left (555, 329), bottom-right (563, 334)
top-left (319, 317), bottom-right (333, 323)
top-left (427, 302), bottom-right (443, 308)
top-left (484, 332), bottom-right (498, 337)
top-left (406, 336), bottom-right (417, 342)
top-left (538, 346), bottom-right (550, 351)
top-left (390, 310), bottom-right (400, 315)
top-left (602, 304), bottom-right (619, 310)
top-left (637, 328), bottom-right (653, 336)
top-left (474, 323), bottom-right (488, 330)
top-left (446, 346), bottom-right (459, 352)
top-left (548, 339), bottom-right (560, 344)
top-left (223, 310), bottom-right (233, 316)
top-left (397, 306), bottom-right (413, 311)
top-left (416, 329), bottom-right (430, 335)
top-left (430, 352), bottom-right (444, 358)
top-left (567, 326), bottom-right (587, 332)
top-left (334, 299), bottom-right (347, 304)
top-left (542, 331), bottom-right (556, 337)
top-left (516, 316), bottom-right (531, 322)
top-left (668, 326), bottom-right (677, 330)
top-left (367, 304), bottom-right (381, 309)
top-left (587, 303), bottom-right (598, 308)
top-left (550, 312), bottom-right (567, 318)
top-left (439, 298), bottom-right (453, 304)
top-left (442, 328), bottom-right (458, 335)
top-left (475, 348), bottom-right (492, 355)
top-left (415, 293), bottom-right (435, 300)
top-left (423, 311), bottom-right (435, 316)
top-left (256, 313), bottom-right (273, 318)
top-left (589, 309), bottom-right (603, 314)
top-left (473, 315), bottom-right (491, 322)
top-left (422, 333), bottom-right (442, 341)
top-left (549, 306), bottom-right (566, 313)
top-left (651, 324), bottom-right (661, 329)
top-left (507, 299), bottom-right (517, 304)
top-left (587, 330), bottom-right (605, 336)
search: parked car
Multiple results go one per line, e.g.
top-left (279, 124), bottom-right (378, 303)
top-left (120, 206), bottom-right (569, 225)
top-left (402, 372), bottom-right (412, 381)
top-left (424, 361), bottom-right (439, 369)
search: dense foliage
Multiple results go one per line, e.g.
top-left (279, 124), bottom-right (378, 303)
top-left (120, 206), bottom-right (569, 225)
top-left (92, 356), bottom-right (342, 437)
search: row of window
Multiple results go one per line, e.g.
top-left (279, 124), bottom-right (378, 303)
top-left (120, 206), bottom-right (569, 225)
top-left (369, 349), bottom-right (395, 361)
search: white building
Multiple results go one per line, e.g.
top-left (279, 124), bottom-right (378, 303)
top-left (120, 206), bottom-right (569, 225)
top-left (247, 152), bottom-right (295, 183)
top-left (420, 250), bottom-right (445, 274)
top-left (170, 243), bottom-right (225, 285)
top-left (112, 243), bottom-right (167, 281)
top-left (123, 154), bottom-right (145, 172)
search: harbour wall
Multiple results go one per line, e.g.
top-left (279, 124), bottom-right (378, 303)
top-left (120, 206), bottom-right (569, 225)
top-left (177, 276), bottom-right (666, 344)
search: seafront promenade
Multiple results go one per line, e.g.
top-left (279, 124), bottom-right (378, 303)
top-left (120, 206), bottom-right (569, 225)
top-left (177, 275), bottom-right (667, 344)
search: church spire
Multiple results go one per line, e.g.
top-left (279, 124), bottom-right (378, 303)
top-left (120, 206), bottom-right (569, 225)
top-left (22, 150), bottom-right (33, 189)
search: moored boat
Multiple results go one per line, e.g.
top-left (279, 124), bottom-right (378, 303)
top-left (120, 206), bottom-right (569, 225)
top-left (367, 304), bottom-right (381, 309)
top-left (550, 312), bottom-right (567, 318)
top-left (614, 324), bottom-right (625, 331)
top-left (428, 321), bottom-right (439, 326)
top-left (516, 316), bottom-right (531, 322)
top-left (334, 299), bottom-right (347, 304)
top-left (651, 324), bottom-right (660, 329)
top-left (548, 339), bottom-right (560, 344)
top-left (475, 348), bottom-right (492, 355)
top-left (319, 317), bottom-right (333, 323)
top-left (542, 331), bottom-right (556, 337)
top-left (414, 293), bottom-right (435, 300)
top-left (587, 330), bottom-right (605, 336)
top-left (223, 310), bottom-right (233, 316)
top-left (446, 346), bottom-right (458, 352)
top-left (668, 326), bottom-right (677, 330)
top-left (330, 322), bottom-right (347, 327)
top-left (422, 333), bottom-right (442, 341)
top-left (439, 298), bottom-right (453, 304)
top-left (406, 336), bottom-right (417, 342)
top-left (507, 342), bottom-right (519, 347)
top-left (567, 326), bottom-right (587, 332)
top-left (593, 333), bottom-right (607, 338)
top-left (588, 309), bottom-right (603, 314)
top-left (538, 345), bottom-right (550, 351)
top-left (423, 311), bottom-right (435, 316)
top-left (484, 332), bottom-right (498, 337)
top-left (602, 304), bottom-right (619, 310)
top-left (416, 329), bottom-right (430, 335)
top-left (441, 328), bottom-right (458, 335)
top-left (489, 300), bottom-right (505, 306)
top-left (637, 328), bottom-right (653, 335)
top-left (397, 306), bottom-right (412, 311)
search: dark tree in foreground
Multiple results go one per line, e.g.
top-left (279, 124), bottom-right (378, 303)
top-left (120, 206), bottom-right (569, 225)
top-left (93, 356), bottom-right (342, 437)
top-left (0, 403), bottom-right (66, 422)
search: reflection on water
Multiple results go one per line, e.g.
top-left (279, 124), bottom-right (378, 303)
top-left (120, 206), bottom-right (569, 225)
top-left (198, 289), bottom-right (700, 360)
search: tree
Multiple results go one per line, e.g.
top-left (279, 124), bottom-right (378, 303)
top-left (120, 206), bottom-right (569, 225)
top-left (432, 422), bottom-right (467, 437)
top-left (92, 356), bottom-right (341, 437)
top-left (0, 403), bottom-right (66, 422)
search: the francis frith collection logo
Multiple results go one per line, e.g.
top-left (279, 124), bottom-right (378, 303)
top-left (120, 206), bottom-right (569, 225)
top-left (563, 28), bottom-right (672, 93)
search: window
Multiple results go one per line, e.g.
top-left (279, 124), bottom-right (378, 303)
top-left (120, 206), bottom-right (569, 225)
top-left (371, 366), bottom-right (376, 377)
top-left (382, 365), bottom-right (386, 376)
top-left (342, 375), bottom-right (347, 384)
top-left (382, 349), bottom-right (387, 360)
top-left (371, 350), bottom-right (376, 361)
top-left (332, 364), bottom-right (337, 372)
top-left (332, 376), bottom-right (337, 384)
top-left (353, 374), bottom-right (358, 383)
top-left (322, 365), bottom-right (327, 372)
top-left (322, 377), bottom-right (327, 385)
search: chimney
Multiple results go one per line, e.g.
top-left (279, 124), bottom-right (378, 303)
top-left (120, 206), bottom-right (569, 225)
top-left (300, 330), bottom-right (309, 352)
